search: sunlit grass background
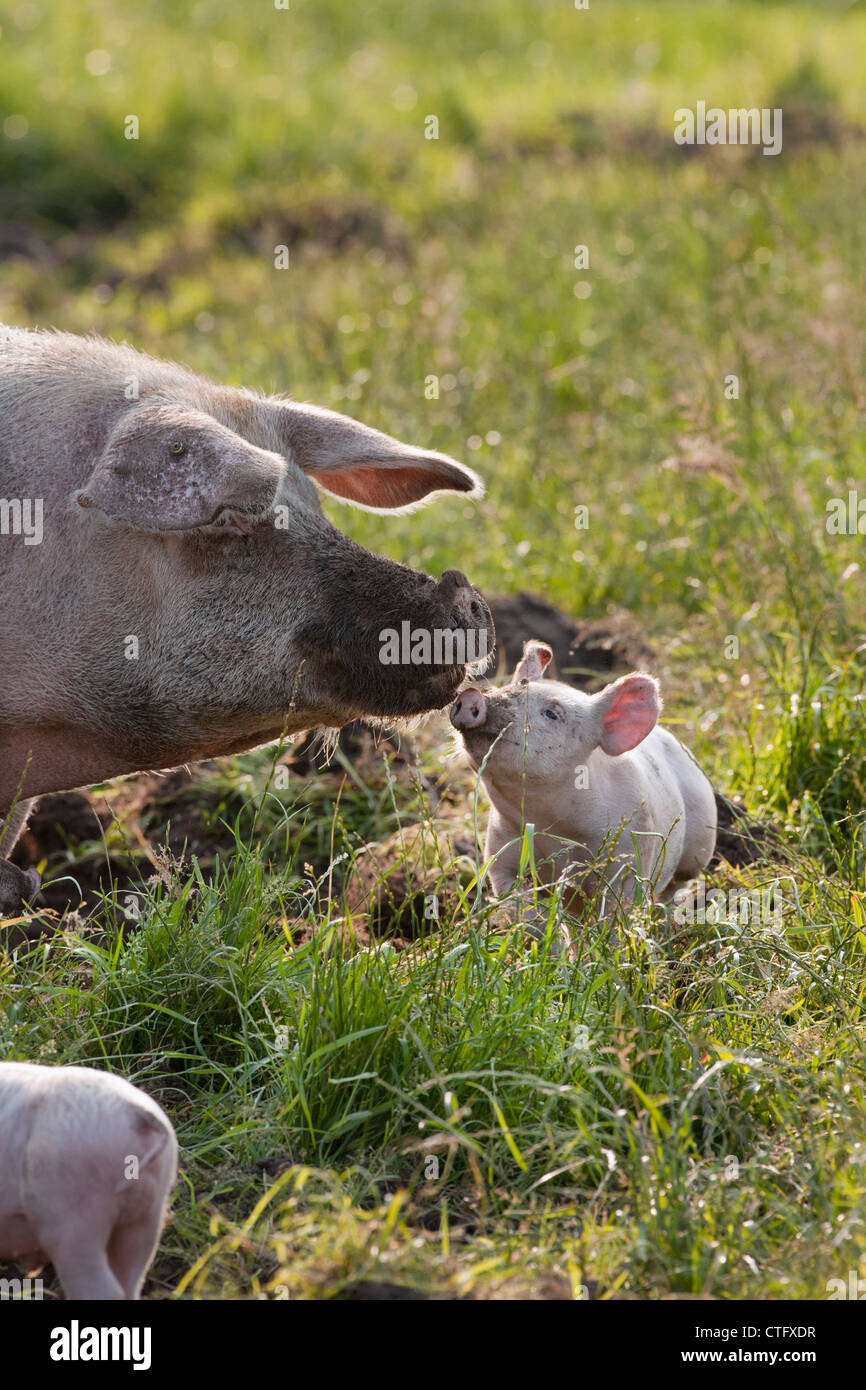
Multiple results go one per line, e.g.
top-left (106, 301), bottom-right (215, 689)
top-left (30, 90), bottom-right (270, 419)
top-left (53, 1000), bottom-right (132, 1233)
top-left (2, 0), bottom-right (866, 1299)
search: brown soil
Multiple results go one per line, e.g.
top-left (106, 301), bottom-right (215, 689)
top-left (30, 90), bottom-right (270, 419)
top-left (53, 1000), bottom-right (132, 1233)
top-left (332, 1280), bottom-right (436, 1301)
top-left (484, 590), bottom-right (655, 689)
top-left (7, 767), bottom-right (235, 941)
top-left (710, 793), bottom-right (783, 871)
top-left (340, 823), bottom-right (476, 940)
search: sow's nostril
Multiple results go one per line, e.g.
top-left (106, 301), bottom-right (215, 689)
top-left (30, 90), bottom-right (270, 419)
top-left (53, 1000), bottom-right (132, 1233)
top-left (447, 583), bottom-right (488, 629)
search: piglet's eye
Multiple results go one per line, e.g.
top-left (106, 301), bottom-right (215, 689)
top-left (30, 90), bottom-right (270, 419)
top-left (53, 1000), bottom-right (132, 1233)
top-left (542, 708), bottom-right (559, 720)
top-left (170, 442), bottom-right (185, 456)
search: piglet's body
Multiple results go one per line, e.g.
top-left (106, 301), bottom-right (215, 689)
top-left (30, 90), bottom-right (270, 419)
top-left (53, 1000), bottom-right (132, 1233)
top-left (451, 641), bottom-right (716, 926)
top-left (0, 1062), bottom-right (177, 1300)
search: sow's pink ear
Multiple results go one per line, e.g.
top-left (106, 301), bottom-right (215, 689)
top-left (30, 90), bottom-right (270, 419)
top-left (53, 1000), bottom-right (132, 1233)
top-left (596, 674), bottom-right (660, 756)
top-left (274, 401), bottom-right (483, 512)
top-left (513, 640), bottom-right (553, 684)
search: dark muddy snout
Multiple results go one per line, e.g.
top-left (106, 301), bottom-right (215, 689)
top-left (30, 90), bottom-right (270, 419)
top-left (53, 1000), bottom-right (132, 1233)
top-left (437, 568), bottom-right (489, 630)
top-left (437, 568), bottom-right (492, 666)
top-left (298, 540), bottom-right (495, 720)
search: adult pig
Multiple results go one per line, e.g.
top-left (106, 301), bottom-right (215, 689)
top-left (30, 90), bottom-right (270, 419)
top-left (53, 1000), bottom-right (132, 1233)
top-left (0, 1061), bottom-right (177, 1300)
top-left (450, 639), bottom-right (716, 934)
top-left (0, 326), bottom-right (492, 909)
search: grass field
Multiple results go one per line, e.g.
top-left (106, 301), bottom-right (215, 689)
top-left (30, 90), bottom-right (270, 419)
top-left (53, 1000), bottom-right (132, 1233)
top-left (2, 0), bottom-right (866, 1299)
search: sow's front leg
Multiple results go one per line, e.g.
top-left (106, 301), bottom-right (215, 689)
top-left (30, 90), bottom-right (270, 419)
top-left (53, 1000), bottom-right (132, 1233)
top-left (0, 799), bottom-right (39, 916)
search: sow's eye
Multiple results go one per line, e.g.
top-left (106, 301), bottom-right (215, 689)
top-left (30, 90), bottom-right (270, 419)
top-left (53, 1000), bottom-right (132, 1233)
top-left (541, 708), bottom-right (560, 721)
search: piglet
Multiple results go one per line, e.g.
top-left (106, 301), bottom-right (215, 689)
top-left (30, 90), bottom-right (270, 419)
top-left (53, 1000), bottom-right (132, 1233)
top-left (0, 1062), bottom-right (177, 1299)
top-left (450, 640), bottom-right (716, 940)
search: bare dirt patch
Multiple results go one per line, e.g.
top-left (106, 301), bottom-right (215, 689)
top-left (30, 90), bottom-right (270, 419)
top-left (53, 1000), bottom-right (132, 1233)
top-left (340, 823), bottom-right (476, 941)
top-left (710, 793), bottom-right (784, 871)
top-left (484, 590), bottom-right (654, 688)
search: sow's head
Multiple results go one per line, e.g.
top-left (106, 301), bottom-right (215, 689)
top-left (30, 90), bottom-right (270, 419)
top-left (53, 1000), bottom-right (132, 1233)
top-left (70, 392), bottom-right (493, 759)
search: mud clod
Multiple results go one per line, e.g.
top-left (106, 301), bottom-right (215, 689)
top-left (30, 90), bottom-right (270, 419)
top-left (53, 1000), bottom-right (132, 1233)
top-left (483, 591), bottom-right (654, 689)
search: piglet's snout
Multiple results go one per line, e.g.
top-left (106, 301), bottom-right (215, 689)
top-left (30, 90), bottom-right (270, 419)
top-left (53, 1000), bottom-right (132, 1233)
top-left (450, 688), bottom-right (487, 729)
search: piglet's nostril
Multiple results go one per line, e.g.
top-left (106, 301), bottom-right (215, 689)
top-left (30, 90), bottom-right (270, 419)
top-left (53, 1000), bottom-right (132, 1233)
top-left (450, 687), bottom-right (487, 730)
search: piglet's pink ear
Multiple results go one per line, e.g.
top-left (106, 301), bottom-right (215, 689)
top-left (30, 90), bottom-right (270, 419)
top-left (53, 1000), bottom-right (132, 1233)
top-left (596, 674), bottom-right (660, 755)
top-left (513, 640), bottom-right (553, 684)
